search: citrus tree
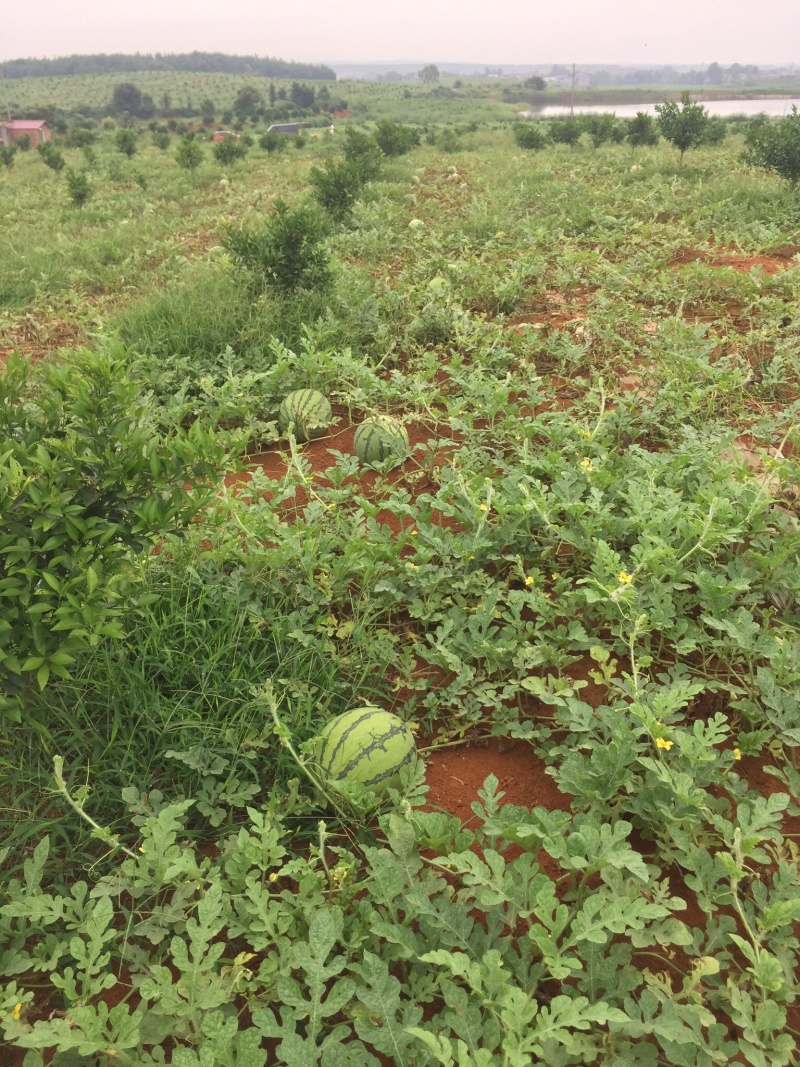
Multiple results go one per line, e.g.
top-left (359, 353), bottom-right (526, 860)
top-left (0, 346), bottom-right (228, 718)
top-left (744, 106), bottom-right (800, 184)
top-left (655, 92), bottom-right (710, 162)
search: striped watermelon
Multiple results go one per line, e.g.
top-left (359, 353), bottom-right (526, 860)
top-left (353, 416), bottom-right (409, 468)
top-left (315, 706), bottom-right (417, 795)
top-left (278, 389), bottom-right (332, 442)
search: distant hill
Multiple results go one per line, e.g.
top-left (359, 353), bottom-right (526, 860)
top-left (1, 52), bottom-right (336, 81)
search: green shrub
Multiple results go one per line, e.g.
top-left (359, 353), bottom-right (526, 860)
top-left (513, 122), bottom-right (548, 151)
top-left (656, 91), bottom-right (710, 162)
top-left (222, 198), bottom-right (331, 293)
top-left (212, 135), bottom-right (248, 165)
top-left (64, 168), bottom-right (91, 208)
top-left (744, 106), bottom-right (800, 184)
top-left (341, 126), bottom-right (383, 180)
top-left (0, 146), bottom-right (14, 169)
top-left (704, 116), bottom-right (728, 146)
top-left (114, 127), bottom-right (138, 157)
top-left (309, 157), bottom-right (366, 219)
top-left (37, 141), bottom-right (65, 171)
top-left (175, 136), bottom-right (203, 170)
top-left (373, 119), bottom-right (420, 157)
top-left (0, 347), bottom-right (228, 718)
top-left (152, 130), bottom-right (171, 150)
top-left (548, 118), bottom-right (581, 148)
top-left (259, 130), bottom-right (285, 153)
top-left (626, 111), bottom-right (659, 150)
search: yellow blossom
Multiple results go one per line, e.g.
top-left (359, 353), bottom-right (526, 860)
top-left (733, 748), bottom-right (742, 761)
top-left (525, 576), bottom-right (535, 586)
top-left (11, 1003), bottom-right (22, 1021)
top-left (618, 571), bottom-right (633, 584)
top-left (269, 872), bottom-right (279, 882)
top-left (551, 572), bottom-right (559, 581)
top-left (478, 503), bottom-right (489, 512)
top-left (580, 458), bottom-right (594, 473)
top-left (655, 737), bottom-right (674, 751)
top-left (409, 529), bottom-right (418, 536)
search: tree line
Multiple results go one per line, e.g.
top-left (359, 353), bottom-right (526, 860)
top-left (1, 51), bottom-right (336, 81)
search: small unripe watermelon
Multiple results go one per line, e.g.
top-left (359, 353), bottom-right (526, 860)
top-left (353, 416), bottom-right (409, 467)
top-left (315, 706), bottom-right (417, 794)
top-left (278, 389), bottom-right (332, 442)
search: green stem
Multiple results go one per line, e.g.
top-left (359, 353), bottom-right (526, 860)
top-left (52, 756), bottom-right (138, 861)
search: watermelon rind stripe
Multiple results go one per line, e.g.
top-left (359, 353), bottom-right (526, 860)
top-left (321, 708), bottom-right (386, 774)
top-left (361, 744), bottom-right (416, 786)
top-left (333, 720), bottom-right (413, 780)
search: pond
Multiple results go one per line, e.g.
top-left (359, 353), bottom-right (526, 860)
top-left (522, 98), bottom-right (800, 119)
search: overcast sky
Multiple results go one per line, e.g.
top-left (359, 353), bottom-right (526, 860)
top-left (3, 0), bottom-right (799, 67)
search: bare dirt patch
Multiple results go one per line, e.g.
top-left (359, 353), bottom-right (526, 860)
top-left (670, 246), bottom-right (800, 275)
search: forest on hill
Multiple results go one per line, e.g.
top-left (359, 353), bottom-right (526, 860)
top-left (1, 51), bottom-right (336, 80)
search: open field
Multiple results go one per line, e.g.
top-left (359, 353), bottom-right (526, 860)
top-left (2, 95), bottom-right (800, 1065)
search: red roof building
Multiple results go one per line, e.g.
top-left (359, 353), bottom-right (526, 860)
top-left (0, 120), bottom-right (51, 148)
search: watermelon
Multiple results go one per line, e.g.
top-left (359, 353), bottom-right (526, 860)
top-left (278, 389), bottom-right (332, 442)
top-left (353, 416), bottom-right (409, 468)
top-left (315, 706), bottom-right (417, 795)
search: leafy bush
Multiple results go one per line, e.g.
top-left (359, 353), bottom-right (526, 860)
top-left (341, 126), bottom-right (383, 180)
top-left (64, 168), bottom-right (91, 208)
top-left (626, 111), bottom-right (659, 150)
top-left (15, 133), bottom-right (30, 152)
top-left (0, 347), bottom-right (228, 718)
top-left (0, 146), bottom-right (15, 169)
top-left (584, 112), bottom-right (618, 150)
top-left (212, 135), bottom-right (248, 165)
top-left (548, 117), bottom-right (581, 148)
top-left (259, 130), bottom-right (285, 153)
top-left (66, 126), bottom-right (97, 149)
top-left (114, 127), bottom-right (138, 157)
top-left (151, 130), bottom-right (171, 150)
top-left (373, 119), bottom-right (420, 157)
top-left (656, 91), bottom-right (710, 162)
top-left (175, 136), bottom-right (203, 170)
top-left (309, 131), bottom-right (383, 221)
top-left (222, 198), bottom-right (331, 293)
top-left (744, 106), bottom-right (800, 184)
top-left (513, 122), bottom-right (548, 150)
top-left (37, 141), bottom-right (65, 171)
top-left (704, 116), bottom-right (728, 146)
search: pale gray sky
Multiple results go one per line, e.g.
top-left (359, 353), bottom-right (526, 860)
top-left (3, 0), bottom-right (799, 67)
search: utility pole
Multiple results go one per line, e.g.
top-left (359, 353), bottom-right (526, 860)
top-left (570, 62), bottom-right (576, 120)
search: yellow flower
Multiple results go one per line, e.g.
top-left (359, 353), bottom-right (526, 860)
top-left (268, 872), bottom-right (279, 883)
top-left (525, 576), bottom-right (535, 586)
top-left (618, 571), bottom-right (633, 584)
top-left (655, 737), bottom-right (674, 751)
top-left (478, 503), bottom-right (489, 512)
top-left (551, 572), bottom-right (559, 581)
top-left (409, 529), bottom-right (418, 536)
top-left (580, 458), bottom-right (594, 473)
top-left (11, 1003), bottom-right (22, 1021)
top-left (327, 503), bottom-right (335, 509)
top-left (733, 748), bottom-right (742, 761)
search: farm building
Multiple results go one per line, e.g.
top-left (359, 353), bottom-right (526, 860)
top-left (266, 122), bottom-right (305, 135)
top-left (0, 119), bottom-right (51, 147)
